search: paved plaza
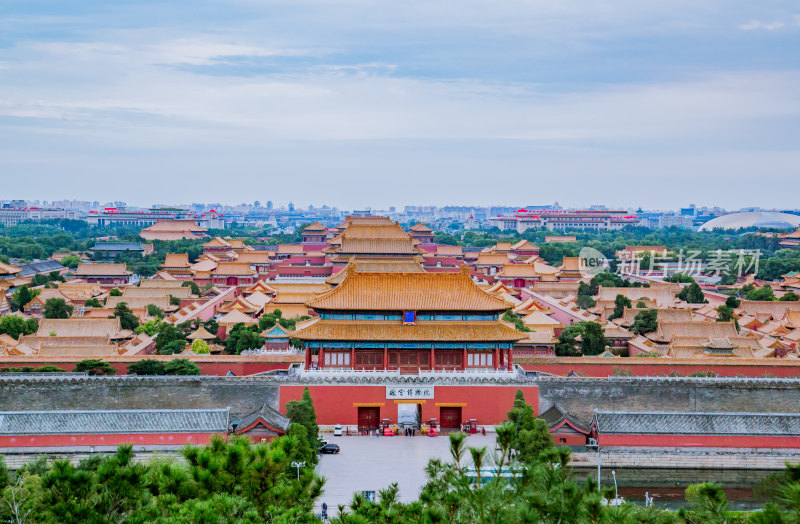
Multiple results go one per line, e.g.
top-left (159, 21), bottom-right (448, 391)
top-left (315, 433), bottom-right (496, 512)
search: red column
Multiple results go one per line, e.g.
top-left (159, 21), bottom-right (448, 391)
top-left (305, 348), bottom-right (311, 370)
top-left (430, 347), bottom-right (435, 370)
top-left (507, 348), bottom-right (513, 371)
top-left (383, 347), bottom-right (388, 370)
top-left (461, 348), bottom-right (467, 371)
top-left (318, 347), bottom-right (325, 369)
top-left (492, 348), bottom-right (499, 370)
top-left (350, 348), bottom-right (355, 370)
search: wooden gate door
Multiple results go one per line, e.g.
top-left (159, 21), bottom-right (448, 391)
top-left (357, 407), bottom-right (380, 431)
top-left (439, 407), bottom-right (462, 430)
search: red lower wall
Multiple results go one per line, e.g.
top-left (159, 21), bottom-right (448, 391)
top-left (279, 384), bottom-right (539, 427)
top-left (599, 434), bottom-right (800, 449)
top-left (518, 360), bottom-right (800, 378)
top-left (0, 357), bottom-right (300, 376)
top-left (0, 432), bottom-right (224, 448)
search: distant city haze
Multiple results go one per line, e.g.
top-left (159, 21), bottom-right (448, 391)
top-left (1, 1), bottom-right (798, 208)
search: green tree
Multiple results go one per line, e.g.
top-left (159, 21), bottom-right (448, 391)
top-left (12, 285), bottom-right (38, 311)
top-left (134, 319), bottom-right (163, 336)
top-left (501, 310), bottom-right (531, 332)
top-left (554, 323), bottom-right (583, 357)
top-left (685, 482), bottom-right (730, 523)
top-left (746, 285), bottom-right (776, 301)
top-left (0, 314), bottom-right (37, 339)
top-left (74, 359), bottom-right (116, 376)
top-left (0, 455), bottom-right (8, 490)
top-left (286, 387), bottom-right (319, 461)
top-left (155, 323), bottom-right (186, 354)
top-left (677, 282), bottom-right (707, 304)
top-left (84, 298), bottom-right (102, 307)
top-left (725, 296), bottom-right (741, 309)
top-left (44, 298), bottom-right (73, 319)
top-left (34, 365), bottom-right (65, 373)
top-left (109, 288), bottom-right (123, 297)
top-left (780, 291), bottom-right (800, 302)
top-left (664, 273), bottom-right (695, 283)
top-left (127, 359), bottom-right (167, 375)
top-left (182, 280), bottom-right (201, 295)
top-left (434, 233), bottom-right (459, 245)
top-left (631, 309), bottom-right (658, 335)
top-left (609, 294), bottom-right (632, 320)
top-left (164, 358), bottom-right (201, 375)
top-left (717, 305), bottom-right (735, 323)
top-left (580, 321), bottom-right (608, 355)
top-left (61, 255), bottom-right (81, 269)
top-left (145, 303), bottom-right (164, 318)
top-left (506, 390), bottom-right (555, 463)
top-left (225, 323), bottom-right (264, 354)
top-left (113, 302), bottom-right (140, 330)
top-left (191, 339), bottom-right (210, 354)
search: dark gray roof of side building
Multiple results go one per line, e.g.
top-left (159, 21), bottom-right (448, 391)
top-left (539, 403), bottom-right (590, 433)
top-left (16, 260), bottom-right (65, 276)
top-left (592, 411), bottom-right (800, 436)
top-left (0, 409), bottom-right (230, 435)
top-left (236, 403), bottom-right (290, 433)
top-left (90, 242), bottom-right (144, 251)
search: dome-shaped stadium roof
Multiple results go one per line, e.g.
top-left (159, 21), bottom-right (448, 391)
top-left (698, 211), bottom-right (800, 231)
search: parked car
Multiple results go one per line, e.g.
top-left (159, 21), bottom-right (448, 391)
top-left (319, 443), bottom-right (340, 454)
top-left (333, 424), bottom-right (343, 436)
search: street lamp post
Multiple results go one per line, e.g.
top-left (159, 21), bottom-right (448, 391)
top-left (612, 470), bottom-right (618, 501)
top-left (586, 438), bottom-right (600, 491)
top-left (291, 461), bottom-right (306, 481)
top-left (588, 438), bottom-right (601, 491)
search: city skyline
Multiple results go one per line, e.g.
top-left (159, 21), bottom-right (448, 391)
top-left (2, 1), bottom-right (799, 208)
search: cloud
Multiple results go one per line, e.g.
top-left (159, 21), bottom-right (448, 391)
top-left (740, 20), bottom-right (785, 31)
top-left (1, 0), bottom-right (799, 208)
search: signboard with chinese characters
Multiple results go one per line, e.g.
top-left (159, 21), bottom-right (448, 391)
top-left (386, 386), bottom-right (434, 399)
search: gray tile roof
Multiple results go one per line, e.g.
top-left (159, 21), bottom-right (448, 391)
top-left (593, 411), bottom-right (800, 436)
top-left (0, 409), bottom-right (229, 435)
top-left (90, 242), bottom-right (145, 251)
top-left (17, 260), bottom-right (65, 276)
top-left (236, 403), bottom-right (290, 433)
top-left (539, 403), bottom-right (590, 433)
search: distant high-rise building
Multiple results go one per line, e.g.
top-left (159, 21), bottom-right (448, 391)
top-left (288, 202), bottom-right (295, 212)
top-left (267, 201), bottom-right (273, 210)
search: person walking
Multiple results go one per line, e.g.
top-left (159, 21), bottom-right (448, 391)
top-left (321, 502), bottom-right (328, 521)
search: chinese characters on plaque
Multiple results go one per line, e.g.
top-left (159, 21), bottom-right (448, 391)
top-left (386, 386), bottom-right (434, 399)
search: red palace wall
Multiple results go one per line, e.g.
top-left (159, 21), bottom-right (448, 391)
top-left (517, 359), bottom-right (800, 378)
top-left (279, 384), bottom-right (539, 427)
top-left (598, 434), bottom-right (800, 449)
top-left (0, 432), bottom-right (225, 448)
top-left (0, 357), bottom-right (300, 376)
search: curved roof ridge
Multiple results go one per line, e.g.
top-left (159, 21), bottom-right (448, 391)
top-left (307, 266), bottom-right (509, 311)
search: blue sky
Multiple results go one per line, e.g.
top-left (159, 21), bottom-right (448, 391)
top-left (1, 1), bottom-right (798, 209)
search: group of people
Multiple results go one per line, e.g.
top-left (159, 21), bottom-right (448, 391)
top-left (373, 426), bottom-right (418, 436)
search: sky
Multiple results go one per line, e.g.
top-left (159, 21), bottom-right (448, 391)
top-left (1, 1), bottom-right (798, 210)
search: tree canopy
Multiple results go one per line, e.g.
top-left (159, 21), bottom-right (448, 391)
top-left (0, 315), bottom-right (38, 339)
top-left (43, 298), bottom-right (73, 319)
top-left (631, 309), bottom-right (658, 335)
top-left (676, 282), bottom-right (707, 304)
top-left (74, 359), bottom-right (116, 376)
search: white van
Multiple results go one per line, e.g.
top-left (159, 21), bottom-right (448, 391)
top-left (333, 424), bottom-right (343, 436)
